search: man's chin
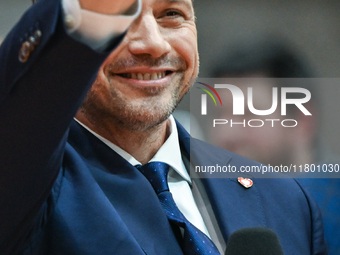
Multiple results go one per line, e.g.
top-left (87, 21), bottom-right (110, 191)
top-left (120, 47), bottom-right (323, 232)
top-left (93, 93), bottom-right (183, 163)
top-left (116, 88), bottom-right (180, 132)
top-left (117, 110), bottom-right (172, 132)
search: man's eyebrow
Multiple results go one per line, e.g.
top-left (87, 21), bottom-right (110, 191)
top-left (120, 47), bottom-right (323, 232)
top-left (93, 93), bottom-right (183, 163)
top-left (160, 0), bottom-right (193, 9)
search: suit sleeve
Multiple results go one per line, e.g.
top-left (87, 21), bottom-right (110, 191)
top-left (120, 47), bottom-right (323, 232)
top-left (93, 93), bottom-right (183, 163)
top-left (0, 0), bottom-right (125, 252)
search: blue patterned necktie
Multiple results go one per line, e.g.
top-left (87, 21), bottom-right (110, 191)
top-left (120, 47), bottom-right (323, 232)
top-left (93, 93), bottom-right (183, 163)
top-left (136, 162), bottom-right (220, 255)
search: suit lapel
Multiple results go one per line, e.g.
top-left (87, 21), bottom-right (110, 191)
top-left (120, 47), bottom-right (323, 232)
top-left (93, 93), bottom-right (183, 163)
top-left (176, 121), bottom-right (267, 243)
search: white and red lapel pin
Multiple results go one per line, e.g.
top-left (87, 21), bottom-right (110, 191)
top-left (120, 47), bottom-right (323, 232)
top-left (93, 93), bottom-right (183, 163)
top-left (238, 177), bottom-right (253, 189)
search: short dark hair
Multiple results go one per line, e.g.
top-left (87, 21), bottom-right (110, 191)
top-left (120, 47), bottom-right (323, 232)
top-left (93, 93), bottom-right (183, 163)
top-left (211, 35), bottom-right (314, 78)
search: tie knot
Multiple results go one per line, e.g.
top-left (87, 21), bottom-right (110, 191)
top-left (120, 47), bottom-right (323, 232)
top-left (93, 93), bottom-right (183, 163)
top-left (136, 162), bottom-right (170, 194)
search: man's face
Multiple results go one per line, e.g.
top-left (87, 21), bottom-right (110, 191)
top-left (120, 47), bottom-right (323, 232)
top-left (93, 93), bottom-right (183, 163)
top-left (81, 0), bottom-right (198, 132)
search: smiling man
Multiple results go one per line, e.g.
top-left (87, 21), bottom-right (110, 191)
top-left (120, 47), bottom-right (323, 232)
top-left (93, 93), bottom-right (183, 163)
top-left (0, 0), bottom-right (327, 254)
top-left (76, 0), bottom-right (198, 164)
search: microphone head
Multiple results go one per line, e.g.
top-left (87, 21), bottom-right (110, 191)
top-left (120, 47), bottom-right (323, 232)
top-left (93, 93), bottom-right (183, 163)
top-left (225, 227), bottom-right (284, 255)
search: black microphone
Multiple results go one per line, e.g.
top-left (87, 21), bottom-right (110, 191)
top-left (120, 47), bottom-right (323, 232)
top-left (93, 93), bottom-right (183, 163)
top-left (225, 227), bottom-right (284, 255)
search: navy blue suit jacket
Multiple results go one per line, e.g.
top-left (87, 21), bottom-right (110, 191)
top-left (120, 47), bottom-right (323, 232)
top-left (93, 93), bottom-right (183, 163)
top-left (0, 0), bottom-right (327, 254)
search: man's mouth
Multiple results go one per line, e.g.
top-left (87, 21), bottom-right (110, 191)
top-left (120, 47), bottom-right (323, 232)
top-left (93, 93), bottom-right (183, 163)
top-left (116, 71), bottom-right (173, 80)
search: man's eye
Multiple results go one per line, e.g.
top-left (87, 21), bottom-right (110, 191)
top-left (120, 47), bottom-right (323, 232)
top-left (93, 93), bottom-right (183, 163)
top-left (158, 9), bottom-right (188, 26)
top-left (166, 10), bottom-right (183, 17)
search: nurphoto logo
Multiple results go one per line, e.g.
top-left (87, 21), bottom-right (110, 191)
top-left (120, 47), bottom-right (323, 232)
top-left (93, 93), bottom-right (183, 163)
top-left (195, 81), bottom-right (312, 128)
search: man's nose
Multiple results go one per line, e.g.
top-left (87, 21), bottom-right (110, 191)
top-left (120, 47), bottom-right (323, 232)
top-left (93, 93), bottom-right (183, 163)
top-left (127, 14), bottom-right (171, 58)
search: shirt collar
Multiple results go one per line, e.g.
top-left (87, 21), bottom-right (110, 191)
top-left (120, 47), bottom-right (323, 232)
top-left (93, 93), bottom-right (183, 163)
top-left (74, 115), bottom-right (191, 183)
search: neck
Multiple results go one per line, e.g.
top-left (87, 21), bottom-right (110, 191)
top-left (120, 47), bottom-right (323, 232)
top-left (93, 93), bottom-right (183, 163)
top-left (75, 111), bottom-right (170, 164)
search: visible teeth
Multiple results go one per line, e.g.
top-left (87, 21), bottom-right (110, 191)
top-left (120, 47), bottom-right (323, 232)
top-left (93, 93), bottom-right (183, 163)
top-left (137, 73), bottom-right (144, 80)
top-left (151, 73), bottom-right (158, 80)
top-left (144, 73), bottom-right (151, 80)
top-left (127, 72), bottom-right (167, 80)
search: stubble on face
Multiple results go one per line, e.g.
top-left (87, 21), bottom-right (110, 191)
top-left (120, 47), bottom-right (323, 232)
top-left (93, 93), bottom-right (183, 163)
top-left (79, 54), bottom-right (190, 133)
